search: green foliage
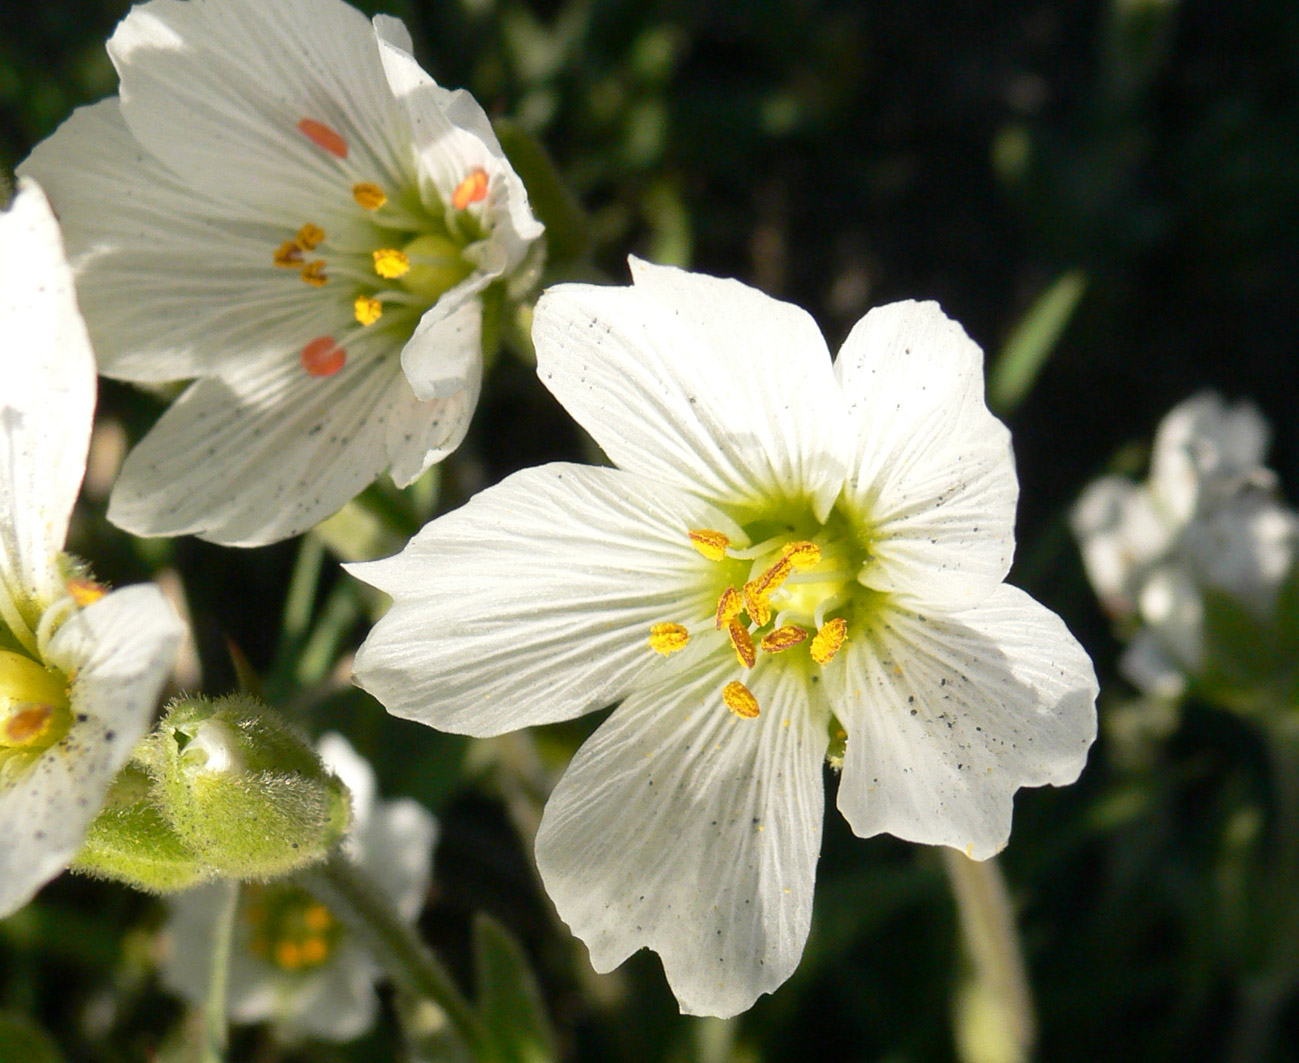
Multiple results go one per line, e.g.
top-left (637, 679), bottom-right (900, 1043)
top-left (473, 914), bottom-right (557, 1063)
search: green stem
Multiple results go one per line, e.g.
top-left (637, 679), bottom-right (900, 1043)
top-left (201, 880), bottom-right (239, 1063)
top-left (300, 850), bottom-right (496, 1063)
top-left (942, 850), bottom-right (1036, 1063)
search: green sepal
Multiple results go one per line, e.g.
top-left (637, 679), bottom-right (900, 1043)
top-left (71, 764), bottom-right (211, 893)
top-left (473, 913), bottom-right (557, 1063)
top-left (0, 1012), bottom-right (66, 1063)
top-left (140, 695), bottom-right (349, 880)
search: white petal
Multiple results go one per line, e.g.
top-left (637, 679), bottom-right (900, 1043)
top-left (0, 180), bottom-right (94, 641)
top-left (836, 301), bottom-right (1017, 608)
top-left (374, 34), bottom-right (542, 257)
top-left (830, 584), bottom-right (1097, 860)
top-left (350, 464), bottom-right (738, 737)
top-left (20, 100), bottom-right (329, 383)
top-left (1069, 475), bottom-right (1172, 615)
top-left (358, 798), bottom-right (436, 922)
top-left (107, 351), bottom-right (411, 546)
top-left (1150, 392), bottom-right (1272, 524)
top-left (535, 657), bottom-right (828, 1017)
top-left (533, 260), bottom-right (851, 519)
top-left (0, 586), bottom-right (181, 917)
top-left (1119, 629), bottom-right (1188, 699)
top-left (108, 0), bottom-right (416, 218)
top-left (397, 278), bottom-right (485, 402)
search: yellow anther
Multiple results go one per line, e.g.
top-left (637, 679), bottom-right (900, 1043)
top-left (272, 240), bottom-right (303, 268)
top-left (300, 260), bottom-right (328, 287)
top-left (810, 617), bottom-right (848, 665)
top-left (648, 622), bottom-right (690, 656)
top-left (373, 248), bottom-right (410, 279)
top-left (274, 941), bottom-right (302, 970)
top-left (722, 680), bottom-right (760, 719)
top-left (727, 620), bottom-right (756, 669)
top-left (782, 541), bottom-right (822, 569)
top-left (354, 295), bottom-right (383, 326)
top-left (66, 578), bottom-right (106, 608)
top-left (688, 529), bottom-right (730, 561)
top-left (715, 586), bottom-right (743, 629)
top-left (2, 704), bottom-right (53, 746)
top-left (294, 223), bottom-right (325, 251)
top-left (300, 936), bottom-right (329, 965)
top-left (742, 582), bottom-right (772, 628)
top-left (303, 904), bottom-right (333, 932)
top-left (759, 625), bottom-right (809, 654)
top-left (756, 555), bottom-right (794, 595)
top-left (352, 182), bottom-right (388, 210)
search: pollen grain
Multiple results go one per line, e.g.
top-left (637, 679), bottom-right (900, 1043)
top-left (648, 622), bottom-right (690, 656)
top-left (722, 680), bottom-right (761, 719)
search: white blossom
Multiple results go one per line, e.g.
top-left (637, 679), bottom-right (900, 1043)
top-left (349, 259), bottom-right (1097, 1016)
top-left (20, 0), bottom-right (543, 546)
top-left (1072, 392), bottom-right (1298, 696)
top-left (0, 181), bottom-right (183, 918)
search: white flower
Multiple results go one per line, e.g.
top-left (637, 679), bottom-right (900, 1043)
top-left (20, 0), bottom-right (544, 547)
top-left (161, 733), bottom-right (437, 1042)
top-left (1072, 392), bottom-right (1298, 696)
top-left (0, 180), bottom-right (184, 918)
top-left (348, 259), bottom-right (1098, 1017)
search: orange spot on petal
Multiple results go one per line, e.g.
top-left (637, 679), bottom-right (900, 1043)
top-left (298, 118), bottom-right (348, 159)
top-left (301, 336), bottom-right (346, 377)
top-left (451, 167), bottom-right (489, 210)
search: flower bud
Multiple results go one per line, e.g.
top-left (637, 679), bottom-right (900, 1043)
top-left (139, 695), bottom-right (349, 879)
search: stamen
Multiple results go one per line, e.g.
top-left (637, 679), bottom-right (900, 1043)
top-left (688, 529), bottom-right (730, 561)
top-left (294, 224), bottom-right (325, 251)
top-left (300, 937), bottom-right (329, 965)
top-left (66, 579), bottom-right (106, 608)
top-left (2, 704), bottom-right (53, 746)
top-left (273, 240), bottom-right (304, 268)
top-left (373, 249), bottom-right (410, 279)
top-left (715, 586), bottom-right (743, 629)
top-left (275, 940), bottom-right (303, 970)
top-left (451, 167), bottom-right (489, 210)
top-left (782, 541), bottom-right (822, 569)
top-left (354, 295), bottom-right (383, 326)
top-left (297, 118), bottom-right (348, 159)
top-left (742, 582), bottom-right (772, 627)
top-left (810, 617), bottom-right (848, 665)
top-left (300, 337), bottom-right (347, 378)
top-left (352, 182), bottom-right (388, 210)
top-left (759, 625), bottom-right (808, 654)
top-left (303, 904), bottom-right (333, 932)
top-left (722, 680), bottom-right (760, 719)
top-left (300, 261), bottom-right (328, 287)
top-left (648, 622), bottom-right (689, 656)
top-left (727, 620), bottom-right (756, 668)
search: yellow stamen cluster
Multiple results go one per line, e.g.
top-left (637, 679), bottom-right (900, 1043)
top-left (646, 531), bottom-right (851, 721)
top-left (1, 650), bottom-right (71, 755)
top-left (66, 578), bottom-right (107, 608)
top-left (245, 888), bottom-right (340, 973)
top-left (354, 295), bottom-right (383, 327)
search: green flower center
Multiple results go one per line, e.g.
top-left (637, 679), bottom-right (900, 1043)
top-left (274, 117), bottom-right (489, 379)
top-left (244, 883), bottom-right (343, 972)
top-left (0, 649), bottom-right (72, 784)
top-left (646, 500), bottom-right (883, 719)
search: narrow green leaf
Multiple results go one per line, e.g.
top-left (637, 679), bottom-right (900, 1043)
top-left (988, 271), bottom-right (1087, 416)
top-left (474, 914), bottom-right (557, 1063)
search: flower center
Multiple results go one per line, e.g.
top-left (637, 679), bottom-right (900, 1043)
top-left (276, 118), bottom-right (488, 378)
top-left (244, 884), bottom-right (342, 972)
top-left (0, 649), bottom-right (72, 784)
top-left (647, 519), bottom-right (861, 718)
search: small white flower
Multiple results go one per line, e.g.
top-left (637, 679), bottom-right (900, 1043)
top-left (0, 180), bottom-right (183, 918)
top-left (349, 259), bottom-right (1098, 1017)
top-left (161, 733), bottom-right (437, 1042)
top-left (1072, 392), bottom-right (1298, 696)
top-left (20, 0), bottom-right (544, 547)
